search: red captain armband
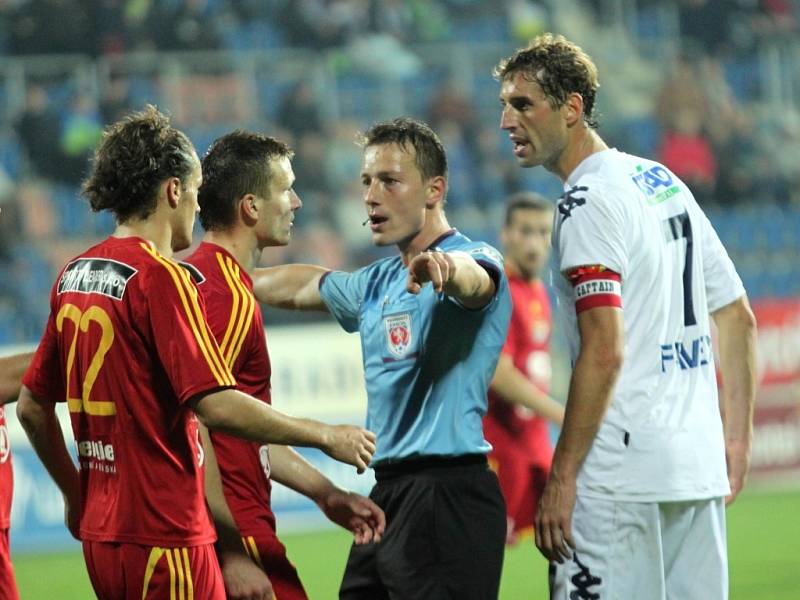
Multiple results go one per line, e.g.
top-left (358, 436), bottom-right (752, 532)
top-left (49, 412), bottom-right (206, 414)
top-left (567, 265), bottom-right (622, 314)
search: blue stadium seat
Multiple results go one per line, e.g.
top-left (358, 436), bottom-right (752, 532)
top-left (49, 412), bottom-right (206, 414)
top-left (0, 135), bottom-right (22, 180)
top-left (723, 57), bottom-right (760, 102)
top-left (52, 182), bottom-right (89, 237)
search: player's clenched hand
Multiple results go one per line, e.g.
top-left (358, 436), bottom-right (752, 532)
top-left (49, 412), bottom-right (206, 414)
top-left (220, 552), bottom-right (273, 600)
top-left (318, 487), bottom-right (386, 544)
top-left (535, 477), bottom-right (577, 564)
top-left (322, 425), bottom-right (376, 473)
top-left (725, 441), bottom-right (751, 506)
top-left (407, 251), bottom-right (455, 294)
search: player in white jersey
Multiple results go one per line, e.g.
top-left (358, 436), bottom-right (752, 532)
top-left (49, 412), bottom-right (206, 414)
top-left (496, 34), bottom-right (757, 599)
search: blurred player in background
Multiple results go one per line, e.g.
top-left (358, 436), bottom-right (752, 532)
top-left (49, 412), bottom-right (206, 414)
top-left (184, 130), bottom-right (385, 600)
top-left (251, 117), bottom-right (511, 600)
top-left (16, 106), bottom-right (376, 600)
top-left (0, 351), bottom-right (33, 600)
top-left (497, 34), bottom-right (757, 599)
top-left (484, 192), bottom-right (564, 546)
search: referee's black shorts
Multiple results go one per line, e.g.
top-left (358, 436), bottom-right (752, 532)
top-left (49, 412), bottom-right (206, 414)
top-left (339, 454), bottom-right (506, 600)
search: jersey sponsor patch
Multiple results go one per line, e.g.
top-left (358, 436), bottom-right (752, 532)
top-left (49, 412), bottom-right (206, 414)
top-left (557, 185), bottom-right (589, 222)
top-left (384, 312), bottom-right (413, 359)
top-left (630, 163), bottom-right (681, 205)
top-left (58, 258), bottom-right (137, 300)
top-left (568, 265), bottom-right (622, 313)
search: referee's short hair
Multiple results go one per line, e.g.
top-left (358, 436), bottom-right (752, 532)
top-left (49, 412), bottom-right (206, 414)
top-left (504, 192), bottom-right (553, 226)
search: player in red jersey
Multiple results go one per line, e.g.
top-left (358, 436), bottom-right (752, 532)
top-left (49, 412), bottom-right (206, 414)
top-left (184, 130), bottom-right (385, 599)
top-left (0, 352), bottom-right (33, 600)
top-left (484, 193), bottom-right (565, 545)
top-left (15, 107), bottom-right (376, 600)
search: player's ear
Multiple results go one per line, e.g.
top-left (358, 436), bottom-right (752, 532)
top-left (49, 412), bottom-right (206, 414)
top-left (164, 177), bottom-right (182, 209)
top-left (563, 93), bottom-right (583, 127)
top-left (425, 175), bottom-right (447, 209)
top-left (240, 193), bottom-right (259, 223)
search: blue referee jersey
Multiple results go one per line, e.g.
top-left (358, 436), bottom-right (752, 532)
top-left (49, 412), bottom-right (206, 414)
top-left (319, 230), bottom-right (512, 465)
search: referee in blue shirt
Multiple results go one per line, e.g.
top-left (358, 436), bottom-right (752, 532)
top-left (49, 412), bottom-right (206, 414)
top-left (253, 117), bottom-right (511, 599)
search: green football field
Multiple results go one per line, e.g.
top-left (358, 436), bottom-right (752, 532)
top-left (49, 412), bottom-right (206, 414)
top-left (12, 488), bottom-right (799, 599)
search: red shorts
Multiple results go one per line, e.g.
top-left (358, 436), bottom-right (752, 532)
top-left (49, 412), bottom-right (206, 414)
top-left (0, 529), bottom-right (19, 600)
top-left (83, 541), bottom-right (224, 600)
top-left (488, 454), bottom-right (549, 538)
top-left (241, 532), bottom-right (307, 600)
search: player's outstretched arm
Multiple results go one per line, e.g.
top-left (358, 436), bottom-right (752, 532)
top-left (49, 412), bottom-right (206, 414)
top-left (269, 444), bottom-right (385, 544)
top-left (16, 386), bottom-right (80, 538)
top-left (490, 354), bottom-right (565, 426)
top-left (191, 389), bottom-right (375, 473)
top-left (712, 295), bottom-right (757, 506)
top-left (536, 306), bottom-right (623, 564)
top-left (199, 425), bottom-right (273, 600)
top-left (251, 265), bottom-right (329, 311)
top-left (406, 251), bottom-right (495, 309)
top-left (0, 352), bottom-right (34, 405)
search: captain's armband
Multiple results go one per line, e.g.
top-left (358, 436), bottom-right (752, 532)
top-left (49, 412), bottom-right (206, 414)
top-left (566, 265), bottom-right (622, 314)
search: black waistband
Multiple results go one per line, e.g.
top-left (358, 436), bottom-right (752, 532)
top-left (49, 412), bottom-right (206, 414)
top-left (374, 453), bottom-right (487, 481)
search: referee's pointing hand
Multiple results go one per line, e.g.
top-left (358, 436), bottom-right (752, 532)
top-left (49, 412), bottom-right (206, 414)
top-left (407, 250), bottom-right (455, 294)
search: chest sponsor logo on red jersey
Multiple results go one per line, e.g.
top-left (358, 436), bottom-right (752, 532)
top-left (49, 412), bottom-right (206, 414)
top-left (78, 439), bottom-right (117, 473)
top-left (384, 313), bottom-right (413, 358)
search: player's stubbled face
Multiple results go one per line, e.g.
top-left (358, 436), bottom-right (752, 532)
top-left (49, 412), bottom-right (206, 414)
top-left (499, 72), bottom-right (568, 171)
top-left (503, 208), bottom-right (552, 280)
top-left (361, 142), bottom-right (428, 247)
top-left (260, 156), bottom-right (301, 247)
top-left (173, 154), bottom-right (202, 252)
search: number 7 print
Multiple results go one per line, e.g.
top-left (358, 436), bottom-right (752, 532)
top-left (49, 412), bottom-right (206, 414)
top-left (663, 211), bottom-right (697, 327)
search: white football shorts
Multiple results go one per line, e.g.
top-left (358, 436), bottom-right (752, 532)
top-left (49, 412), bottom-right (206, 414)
top-left (549, 495), bottom-right (728, 599)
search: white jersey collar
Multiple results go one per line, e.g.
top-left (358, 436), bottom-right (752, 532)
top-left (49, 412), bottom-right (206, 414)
top-left (565, 148), bottom-right (619, 189)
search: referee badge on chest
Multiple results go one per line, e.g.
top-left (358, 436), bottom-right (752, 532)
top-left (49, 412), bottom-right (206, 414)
top-left (384, 312), bottom-right (413, 358)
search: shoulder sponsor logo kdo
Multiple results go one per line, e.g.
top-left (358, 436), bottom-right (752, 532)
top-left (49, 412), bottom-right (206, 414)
top-left (631, 164), bottom-right (680, 205)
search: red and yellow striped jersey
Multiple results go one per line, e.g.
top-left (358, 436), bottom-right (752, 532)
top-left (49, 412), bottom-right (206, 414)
top-left (183, 242), bottom-right (275, 535)
top-left (23, 235), bottom-right (235, 545)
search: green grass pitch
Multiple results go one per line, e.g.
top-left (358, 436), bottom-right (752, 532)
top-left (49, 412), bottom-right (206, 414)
top-left (12, 488), bottom-right (799, 598)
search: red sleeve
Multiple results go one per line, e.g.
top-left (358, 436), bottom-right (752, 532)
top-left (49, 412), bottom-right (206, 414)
top-left (144, 255), bottom-right (236, 404)
top-left (567, 265), bottom-right (623, 314)
top-left (22, 310), bottom-right (65, 403)
top-left (501, 302), bottom-right (520, 357)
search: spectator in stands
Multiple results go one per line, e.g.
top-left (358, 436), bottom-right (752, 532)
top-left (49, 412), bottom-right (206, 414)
top-left (658, 109), bottom-right (717, 204)
top-left (14, 85), bottom-right (68, 182)
top-left (100, 76), bottom-right (135, 125)
top-left (59, 92), bottom-right (105, 184)
top-left (277, 82), bottom-right (323, 138)
top-left (146, 0), bottom-right (222, 51)
top-left (279, 0), bottom-right (367, 49)
top-left (7, 0), bottom-right (92, 55)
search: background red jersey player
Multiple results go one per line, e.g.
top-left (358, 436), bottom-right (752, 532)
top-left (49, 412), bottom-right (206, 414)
top-left (0, 352), bottom-right (33, 600)
top-left (484, 192), bottom-right (565, 545)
